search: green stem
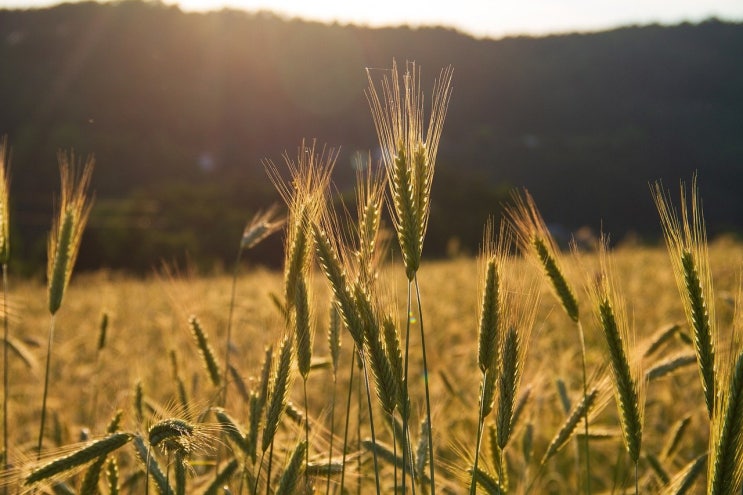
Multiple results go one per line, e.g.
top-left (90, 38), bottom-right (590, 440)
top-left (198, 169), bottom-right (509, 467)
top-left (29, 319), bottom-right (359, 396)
top-left (223, 247), bottom-right (243, 408)
top-left (37, 314), bottom-right (56, 460)
top-left (265, 440), bottom-right (274, 495)
top-left (326, 373), bottom-right (337, 495)
top-left (470, 371), bottom-right (488, 495)
top-left (414, 275), bottom-right (435, 493)
top-left (303, 379), bottom-right (310, 492)
top-left (360, 350), bottom-right (382, 495)
top-left (340, 351), bottom-right (355, 494)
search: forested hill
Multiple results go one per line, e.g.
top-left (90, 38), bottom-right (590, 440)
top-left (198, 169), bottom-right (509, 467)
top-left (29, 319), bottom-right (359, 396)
top-left (1, 1), bottom-right (742, 272)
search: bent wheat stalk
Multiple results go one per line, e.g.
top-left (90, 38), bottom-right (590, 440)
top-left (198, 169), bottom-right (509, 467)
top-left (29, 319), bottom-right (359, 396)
top-left (38, 153), bottom-right (94, 460)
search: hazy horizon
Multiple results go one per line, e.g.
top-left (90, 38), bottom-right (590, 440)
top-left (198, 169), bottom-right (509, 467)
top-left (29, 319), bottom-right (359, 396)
top-left (3, 0), bottom-right (743, 39)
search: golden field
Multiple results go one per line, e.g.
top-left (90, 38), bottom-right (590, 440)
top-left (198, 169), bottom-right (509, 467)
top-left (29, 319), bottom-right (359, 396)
top-left (3, 238), bottom-right (741, 493)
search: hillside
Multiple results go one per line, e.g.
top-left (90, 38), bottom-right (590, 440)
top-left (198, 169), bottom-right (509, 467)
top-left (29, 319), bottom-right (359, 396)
top-left (1, 1), bottom-right (741, 271)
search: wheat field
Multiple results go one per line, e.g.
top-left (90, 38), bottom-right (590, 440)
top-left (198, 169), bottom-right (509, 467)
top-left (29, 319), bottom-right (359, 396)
top-left (1, 62), bottom-right (743, 494)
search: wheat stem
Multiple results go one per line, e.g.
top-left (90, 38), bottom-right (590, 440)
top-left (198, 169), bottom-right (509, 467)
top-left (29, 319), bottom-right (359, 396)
top-left (37, 315), bottom-right (56, 460)
top-left (339, 350), bottom-right (355, 494)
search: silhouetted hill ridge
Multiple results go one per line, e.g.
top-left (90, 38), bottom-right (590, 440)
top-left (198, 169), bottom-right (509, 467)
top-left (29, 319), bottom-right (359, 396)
top-left (1, 1), bottom-right (741, 271)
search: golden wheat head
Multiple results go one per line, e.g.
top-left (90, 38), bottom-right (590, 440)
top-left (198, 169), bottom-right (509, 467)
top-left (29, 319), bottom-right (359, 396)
top-left (366, 60), bottom-right (453, 280)
top-left (506, 189), bottom-right (580, 323)
top-left (47, 151), bottom-right (94, 315)
top-left (265, 139), bottom-right (336, 307)
top-left (652, 177), bottom-right (716, 417)
top-left (0, 136), bottom-right (10, 265)
top-left (589, 235), bottom-right (645, 463)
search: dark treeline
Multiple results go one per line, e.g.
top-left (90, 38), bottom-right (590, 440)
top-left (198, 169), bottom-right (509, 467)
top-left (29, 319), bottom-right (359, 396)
top-left (1, 1), bottom-right (741, 273)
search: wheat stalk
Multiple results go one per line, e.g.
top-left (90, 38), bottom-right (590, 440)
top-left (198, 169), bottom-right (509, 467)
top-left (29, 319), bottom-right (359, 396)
top-left (266, 139), bottom-right (335, 310)
top-left (39, 152), bottom-right (94, 460)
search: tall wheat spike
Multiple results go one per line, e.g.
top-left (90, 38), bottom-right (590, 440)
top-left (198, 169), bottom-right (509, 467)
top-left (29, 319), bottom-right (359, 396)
top-left (39, 152), bottom-right (94, 459)
top-left (653, 178), bottom-right (717, 417)
top-left (366, 60), bottom-right (452, 281)
top-left (47, 153), bottom-right (94, 316)
top-left (265, 139), bottom-right (335, 310)
top-left (367, 59), bottom-right (453, 494)
top-left (506, 190), bottom-right (579, 322)
top-left (589, 236), bottom-right (645, 492)
top-left (708, 289), bottom-right (743, 495)
top-left (354, 157), bottom-right (388, 287)
top-left (471, 219), bottom-right (508, 494)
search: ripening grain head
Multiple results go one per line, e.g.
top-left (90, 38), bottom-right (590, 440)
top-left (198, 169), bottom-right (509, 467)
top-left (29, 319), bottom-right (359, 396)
top-left (241, 204), bottom-right (285, 250)
top-left (366, 60), bottom-right (453, 280)
top-left (506, 189), bottom-right (580, 323)
top-left (47, 152), bottom-right (94, 315)
top-left (266, 139), bottom-right (336, 307)
top-left (588, 235), bottom-right (645, 463)
top-left (477, 218), bottom-right (510, 374)
top-left (653, 177), bottom-right (717, 417)
top-left (354, 161), bottom-right (388, 286)
top-left (0, 136), bottom-right (10, 265)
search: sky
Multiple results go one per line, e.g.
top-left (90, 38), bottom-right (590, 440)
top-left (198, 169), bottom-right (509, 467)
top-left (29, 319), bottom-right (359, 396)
top-left (3, 0), bottom-right (743, 39)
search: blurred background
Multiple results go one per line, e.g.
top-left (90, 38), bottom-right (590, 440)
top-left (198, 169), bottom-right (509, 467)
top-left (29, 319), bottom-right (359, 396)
top-left (1, 0), bottom-right (741, 274)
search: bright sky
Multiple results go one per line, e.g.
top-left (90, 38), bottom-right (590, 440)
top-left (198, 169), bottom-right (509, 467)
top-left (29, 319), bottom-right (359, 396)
top-left (5, 0), bottom-right (743, 38)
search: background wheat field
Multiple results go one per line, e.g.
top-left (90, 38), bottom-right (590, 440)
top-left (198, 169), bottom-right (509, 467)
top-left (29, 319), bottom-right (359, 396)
top-left (2, 236), bottom-right (741, 493)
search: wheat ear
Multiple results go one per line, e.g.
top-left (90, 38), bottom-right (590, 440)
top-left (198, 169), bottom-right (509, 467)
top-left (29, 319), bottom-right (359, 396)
top-left (79, 410), bottom-right (124, 493)
top-left (653, 178), bottom-right (717, 417)
top-left (25, 433), bottom-right (132, 486)
top-left (106, 458), bottom-right (119, 495)
top-left (47, 152), bottom-right (94, 315)
top-left (187, 315), bottom-right (221, 387)
top-left (262, 335), bottom-right (294, 454)
top-left (708, 350), bottom-right (743, 495)
top-left (365, 60), bottom-right (452, 280)
top-left (658, 453), bottom-right (707, 495)
top-left (645, 353), bottom-right (697, 381)
top-left (265, 139), bottom-right (335, 309)
top-left (0, 135), bottom-right (9, 265)
top-left (540, 387), bottom-right (599, 466)
top-left (313, 223), bottom-right (364, 348)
